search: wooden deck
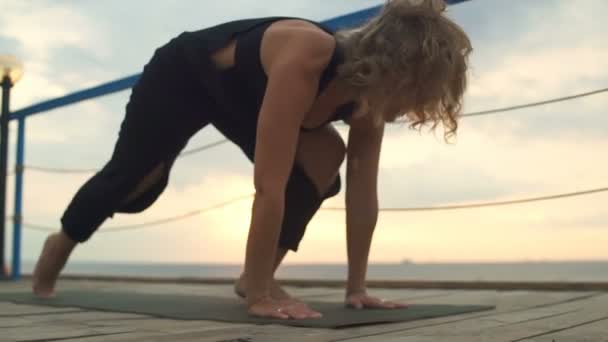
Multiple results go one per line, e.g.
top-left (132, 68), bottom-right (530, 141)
top-left (1, 278), bottom-right (607, 342)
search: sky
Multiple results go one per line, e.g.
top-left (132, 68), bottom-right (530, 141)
top-left (0, 0), bottom-right (607, 265)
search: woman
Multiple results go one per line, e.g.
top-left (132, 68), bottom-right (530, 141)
top-left (32, 0), bottom-right (472, 320)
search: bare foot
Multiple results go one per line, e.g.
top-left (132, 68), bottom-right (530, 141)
top-left (32, 232), bottom-right (76, 298)
top-left (234, 274), bottom-right (293, 301)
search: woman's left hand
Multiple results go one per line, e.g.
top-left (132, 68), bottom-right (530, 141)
top-left (345, 291), bottom-right (409, 310)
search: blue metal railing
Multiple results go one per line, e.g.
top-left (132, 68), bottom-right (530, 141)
top-left (4, 0), bottom-right (470, 279)
top-left (9, 117), bottom-right (25, 279)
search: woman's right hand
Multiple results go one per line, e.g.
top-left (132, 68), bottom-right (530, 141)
top-left (248, 296), bottom-right (323, 320)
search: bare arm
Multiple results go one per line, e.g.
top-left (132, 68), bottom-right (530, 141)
top-left (244, 30), bottom-right (335, 306)
top-left (345, 115), bottom-right (384, 296)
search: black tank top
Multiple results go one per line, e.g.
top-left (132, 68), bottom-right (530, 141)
top-left (171, 17), bottom-right (355, 132)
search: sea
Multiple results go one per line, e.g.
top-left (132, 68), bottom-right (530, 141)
top-left (20, 260), bottom-right (608, 282)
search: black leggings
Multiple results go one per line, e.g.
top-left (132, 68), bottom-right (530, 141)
top-left (60, 51), bottom-right (340, 252)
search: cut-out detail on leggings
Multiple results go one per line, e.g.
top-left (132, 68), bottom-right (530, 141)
top-left (118, 163), bottom-right (167, 213)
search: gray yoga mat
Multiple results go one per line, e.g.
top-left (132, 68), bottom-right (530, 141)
top-left (0, 290), bottom-right (494, 328)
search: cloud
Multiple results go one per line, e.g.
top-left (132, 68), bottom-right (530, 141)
top-left (374, 124), bottom-right (607, 199)
top-left (0, 35), bottom-right (22, 55)
top-left (457, 0), bottom-right (608, 140)
top-left (468, 46), bottom-right (608, 105)
top-left (0, 2), bottom-right (111, 108)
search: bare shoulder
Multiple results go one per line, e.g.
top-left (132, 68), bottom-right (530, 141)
top-left (260, 19), bottom-right (336, 74)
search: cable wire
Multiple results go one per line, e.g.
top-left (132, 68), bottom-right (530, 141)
top-left (21, 187), bottom-right (608, 233)
top-left (16, 87), bottom-right (608, 175)
top-left (17, 139), bottom-right (230, 175)
top-left (22, 193), bottom-right (254, 233)
top-left (324, 187), bottom-right (608, 212)
top-left (461, 87), bottom-right (608, 118)
top-left (13, 87), bottom-right (608, 175)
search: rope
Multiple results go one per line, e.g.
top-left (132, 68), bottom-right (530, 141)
top-left (21, 186), bottom-right (608, 233)
top-left (14, 87), bottom-right (607, 175)
top-left (14, 139), bottom-right (230, 175)
top-left (22, 193), bottom-right (254, 233)
top-left (461, 87), bottom-right (608, 118)
top-left (24, 165), bottom-right (99, 174)
top-left (325, 187), bottom-right (608, 211)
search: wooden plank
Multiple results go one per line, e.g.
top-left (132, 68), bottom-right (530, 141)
top-left (38, 331), bottom-right (171, 342)
top-left (337, 294), bottom-right (608, 341)
top-left (68, 319), bottom-right (255, 341)
top-left (520, 317), bottom-right (608, 342)
top-left (1, 315), bottom-right (255, 342)
top-left (324, 292), bottom-right (604, 341)
top-left (501, 294), bottom-right (608, 342)
top-left (2, 323), bottom-right (134, 342)
top-left (328, 337), bottom-right (478, 342)
top-left (0, 302), bottom-right (83, 316)
top-left (20, 310), bottom-right (150, 324)
top-left (81, 317), bottom-right (217, 329)
top-left (0, 317), bottom-right (28, 328)
top-left (475, 312), bottom-right (607, 341)
top-left (141, 324), bottom-right (339, 342)
top-left (337, 314), bottom-right (608, 342)
top-left (116, 319), bottom-right (249, 335)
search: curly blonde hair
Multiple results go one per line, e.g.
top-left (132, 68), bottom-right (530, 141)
top-left (335, 0), bottom-right (472, 140)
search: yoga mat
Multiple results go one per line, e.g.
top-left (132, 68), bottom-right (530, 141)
top-left (0, 291), bottom-right (494, 328)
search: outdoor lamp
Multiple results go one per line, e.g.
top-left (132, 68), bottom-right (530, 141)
top-left (0, 55), bottom-right (24, 85)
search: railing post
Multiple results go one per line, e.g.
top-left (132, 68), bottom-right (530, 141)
top-left (0, 76), bottom-right (11, 279)
top-left (12, 116), bottom-right (25, 280)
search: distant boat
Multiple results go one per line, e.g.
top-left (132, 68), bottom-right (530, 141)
top-left (400, 259), bottom-right (413, 265)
